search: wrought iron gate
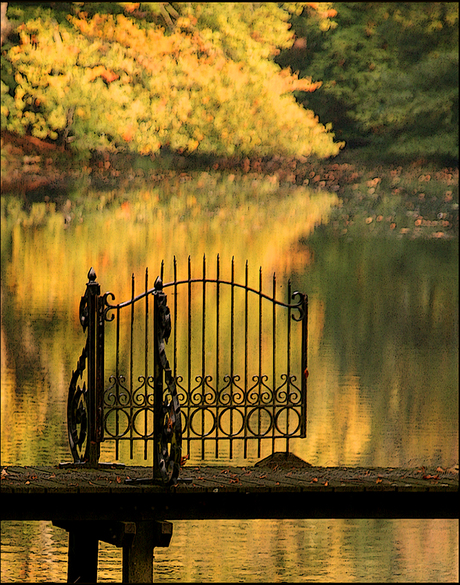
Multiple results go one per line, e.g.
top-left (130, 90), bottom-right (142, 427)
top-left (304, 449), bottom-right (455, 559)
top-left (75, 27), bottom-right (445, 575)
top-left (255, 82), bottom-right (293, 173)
top-left (64, 257), bottom-right (308, 484)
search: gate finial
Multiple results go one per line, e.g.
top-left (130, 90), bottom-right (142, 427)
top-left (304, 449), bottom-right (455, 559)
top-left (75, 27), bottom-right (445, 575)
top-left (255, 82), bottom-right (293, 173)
top-left (154, 276), bottom-right (163, 291)
top-left (87, 267), bottom-right (97, 282)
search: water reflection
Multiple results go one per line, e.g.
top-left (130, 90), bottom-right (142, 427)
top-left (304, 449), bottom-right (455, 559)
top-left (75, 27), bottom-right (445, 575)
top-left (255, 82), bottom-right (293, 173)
top-left (1, 173), bottom-right (458, 582)
top-left (297, 233), bottom-right (458, 467)
top-left (1, 520), bottom-right (458, 583)
top-left (1, 178), bottom-right (338, 468)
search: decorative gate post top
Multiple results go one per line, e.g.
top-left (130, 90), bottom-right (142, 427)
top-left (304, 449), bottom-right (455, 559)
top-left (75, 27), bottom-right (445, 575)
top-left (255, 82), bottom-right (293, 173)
top-left (86, 267), bottom-right (100, 295)
top-left (154, 276), bottom-right (163, 291)
top-left (87, 267), bottom-right (97, 283)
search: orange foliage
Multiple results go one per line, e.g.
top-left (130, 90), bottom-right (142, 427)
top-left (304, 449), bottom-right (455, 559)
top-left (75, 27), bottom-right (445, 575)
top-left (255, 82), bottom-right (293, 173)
top-left (85, 65), bottom-right (119, 84)
top-left (122, 125), bottom-right (134, 142)
top-left (123, 3), bottom-right (140, 13)
top-left (269, 69), bottom-right (322, 95)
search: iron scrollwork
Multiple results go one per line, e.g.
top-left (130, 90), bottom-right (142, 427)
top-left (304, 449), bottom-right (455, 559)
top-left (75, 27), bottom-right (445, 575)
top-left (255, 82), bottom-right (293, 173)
top-left (65, 267), bottom-right (104, 465)
top-left (66, 274), bottom-right (95, 463)
top-left (290, 290), bottom-right (307, 322)
top-left (67, 342), bottom-right (89, 462)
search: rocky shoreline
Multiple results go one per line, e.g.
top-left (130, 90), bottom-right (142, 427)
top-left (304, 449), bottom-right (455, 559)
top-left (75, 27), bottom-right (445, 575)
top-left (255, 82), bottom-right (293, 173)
top-left (2, 131), bottom-right (458, 239)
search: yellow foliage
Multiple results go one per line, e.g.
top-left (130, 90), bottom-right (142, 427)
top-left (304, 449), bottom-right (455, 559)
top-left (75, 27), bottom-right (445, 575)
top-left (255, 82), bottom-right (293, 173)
top-left (4, 4), bottom-right (341, 159)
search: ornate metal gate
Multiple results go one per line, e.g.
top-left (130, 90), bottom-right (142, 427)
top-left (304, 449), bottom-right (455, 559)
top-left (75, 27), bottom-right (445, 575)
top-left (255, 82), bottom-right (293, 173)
top-left (64, 257), bottom-right (308, 484)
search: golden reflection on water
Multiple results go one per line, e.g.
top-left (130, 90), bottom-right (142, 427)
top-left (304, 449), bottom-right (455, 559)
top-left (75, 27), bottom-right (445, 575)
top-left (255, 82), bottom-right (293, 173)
top-left (1, 175), bottom-right (458, 582)
top-left (1, 519), bottom-right (458, 583)
top-left (1, 178), bottom-right (458, 468)
top-left (2, 181), bottom-right (337, 468)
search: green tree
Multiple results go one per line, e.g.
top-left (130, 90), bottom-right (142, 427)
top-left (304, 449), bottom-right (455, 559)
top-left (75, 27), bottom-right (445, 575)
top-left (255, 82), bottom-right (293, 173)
top-left (1, 2), bottom-right (343, 160)
top-left (278, 2), bottom-right (458, 161)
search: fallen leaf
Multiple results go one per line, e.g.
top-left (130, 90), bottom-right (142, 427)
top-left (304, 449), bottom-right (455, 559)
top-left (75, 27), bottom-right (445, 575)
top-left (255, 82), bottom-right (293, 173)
top-left (436, 466), bottom-right (445, 473)
top-left (324, 481), bottom-right (329, 486)
top-left (312, 477), bottom-right (318, 483)
top-left (116, 476), bottom-right (122, 483)
top-left (376, 478), bottom-right (382, 484)
top-left (1, 469), bottom-right (8, 477)
top-left (259, 474), bottom-right (267, 479)
top-left (25, 481), bottom-right (30, 485)
top-left (423, 474), bottom-right (439, 480)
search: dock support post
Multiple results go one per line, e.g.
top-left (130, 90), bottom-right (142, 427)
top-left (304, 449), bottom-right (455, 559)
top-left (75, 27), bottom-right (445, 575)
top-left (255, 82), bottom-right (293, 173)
top-left (67, 526), bottom-right (99, 584)
top-left (54, 520), bottom-right (173, 584)
top-left (122, 520), bottom-right (173, 584)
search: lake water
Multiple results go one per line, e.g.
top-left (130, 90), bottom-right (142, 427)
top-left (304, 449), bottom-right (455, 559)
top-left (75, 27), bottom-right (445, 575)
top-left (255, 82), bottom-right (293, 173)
top-left (1, 172), bottom-right (458, 582)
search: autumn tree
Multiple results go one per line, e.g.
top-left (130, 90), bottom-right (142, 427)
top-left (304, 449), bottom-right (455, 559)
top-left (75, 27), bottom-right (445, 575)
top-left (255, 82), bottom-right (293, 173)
top-left (1, 2), bottom-right (343, 160)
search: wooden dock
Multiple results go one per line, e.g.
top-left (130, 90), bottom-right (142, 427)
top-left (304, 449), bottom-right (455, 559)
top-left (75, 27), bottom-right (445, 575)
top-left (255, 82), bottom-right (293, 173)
top-left (2, 461), bottom-right (458, 521)
top-left (2, 460), bottom-right (457, 583)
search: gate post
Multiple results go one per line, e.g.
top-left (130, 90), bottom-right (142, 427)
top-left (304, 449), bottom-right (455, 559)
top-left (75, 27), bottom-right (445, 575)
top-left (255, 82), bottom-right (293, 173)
top-left (124, 275), bottom-right (182, 486)
top-left (84, 267), bottom-right (102, 467)
top-left (153, 277), bottom-right (164, 481)
top-left (300, 292), bottom-right (308, 436)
